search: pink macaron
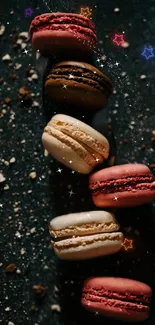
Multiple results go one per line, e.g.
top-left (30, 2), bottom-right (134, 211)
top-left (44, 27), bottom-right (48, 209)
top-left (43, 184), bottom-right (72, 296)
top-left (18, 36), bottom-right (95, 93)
top-left (30, 13), bottom-right (97, 56)
top-left (89, 163), bottom-right (155, 208)
top-left (81, 277), bottom-right (152, 322)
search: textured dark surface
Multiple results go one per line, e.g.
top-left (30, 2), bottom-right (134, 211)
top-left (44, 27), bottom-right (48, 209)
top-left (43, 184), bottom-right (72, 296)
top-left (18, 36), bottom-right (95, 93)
top-left (0, 0), bottom-right (155, 324)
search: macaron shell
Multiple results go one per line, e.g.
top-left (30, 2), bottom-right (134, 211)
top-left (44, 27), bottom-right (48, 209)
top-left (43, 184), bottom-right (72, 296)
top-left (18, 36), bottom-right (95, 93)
top-left (51, 114), bottom-right (109, 158)
top-left (45, 78), bottom-right (107, 110)
top-left (82, 298), bottom-right (149, 322)
top-left (91, 189), bottom-right (155, 208)
top-left (83, 277), bottom-right (152, 297)
top-left (52, 232), bottom-right (123, 260)
top-left (89, 164), bottom-right (152, 183)
top-left (50, 210), bottom-right (118, 230)
top-left (50, 211), bottom-right (119, 238)
top-left (42, 131), bottom-right (92, 174)
top-left (32, 30), bottom-right (96, 55)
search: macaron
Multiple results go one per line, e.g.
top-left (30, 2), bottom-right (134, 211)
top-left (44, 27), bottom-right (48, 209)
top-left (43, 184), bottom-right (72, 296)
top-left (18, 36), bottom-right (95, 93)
top-left (44, 61), bottom-right (113, 110)
top-left (30, 13), bottom-right (97, 55)
top-left (42, 114), bottom-right (110, 174)
top-left (89, 163), bottom-right (155, 208)
top-left (49, 211), bottom-right (124, 260)
top-left (81, 277), bottom-right (152, 322)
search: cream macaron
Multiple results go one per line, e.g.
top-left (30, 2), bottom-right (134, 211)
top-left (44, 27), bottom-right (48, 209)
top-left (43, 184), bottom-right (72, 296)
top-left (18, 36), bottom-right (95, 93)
top-left (49, 211), bottom-right (124, 260)
top-left (42, 114), bottom-right (109, 174)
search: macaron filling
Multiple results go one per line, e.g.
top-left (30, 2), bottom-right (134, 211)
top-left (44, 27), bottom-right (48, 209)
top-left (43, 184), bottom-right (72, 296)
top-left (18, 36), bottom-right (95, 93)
top-left (89, 175), bottom-right (155, 195)
top-left (82, 292), bottom-right (149, 312)
top-left (52, 233), bottom-right (123, 250)
top-left (46, 66), bottom-right (112, 96)
top-left (82, 287), bottom-right (151, 304)
top-left (50, 221), bottom-right (119, 238)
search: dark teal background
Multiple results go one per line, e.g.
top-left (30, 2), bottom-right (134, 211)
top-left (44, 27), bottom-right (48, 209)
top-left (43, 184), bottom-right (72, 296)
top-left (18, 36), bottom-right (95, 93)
top-left (0, 0), bottom-right (155, 324)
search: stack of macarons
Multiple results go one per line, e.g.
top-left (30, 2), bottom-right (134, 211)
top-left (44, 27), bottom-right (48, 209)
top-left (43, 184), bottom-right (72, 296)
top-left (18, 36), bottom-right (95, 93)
top-left (30, 11), bottom-right (155, 323)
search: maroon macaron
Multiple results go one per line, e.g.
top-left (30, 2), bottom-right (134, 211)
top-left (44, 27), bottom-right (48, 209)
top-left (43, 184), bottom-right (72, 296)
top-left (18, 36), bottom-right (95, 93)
top-left (81, 277), bottom-right (152, 322)
top-left (30, 13), bottom-right (97, 56)
top-left (89, 163), bottom-right (155, 208)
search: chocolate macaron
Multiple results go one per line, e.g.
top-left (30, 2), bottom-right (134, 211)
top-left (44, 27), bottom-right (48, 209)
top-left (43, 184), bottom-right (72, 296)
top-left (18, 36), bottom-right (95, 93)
top-left (44, 61), bottom-right (113, 110)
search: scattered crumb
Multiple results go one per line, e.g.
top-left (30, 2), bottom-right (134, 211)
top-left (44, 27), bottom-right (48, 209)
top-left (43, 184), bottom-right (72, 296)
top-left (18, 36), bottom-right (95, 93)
top-left (5, 307), bottom-right (11, 312)
top-left (0, 173), bottom-right (6, 183)
top-left (14, 63), bottom-right (22, 70)
top-left (19, 87), bottom-right (31, 102)
top-left (0, 25), bottom-right (5, 36)
top-left (140, 74), bottom-right (146, 80)
top-left (19, 31), bottom-right (29, 39)
top-left (29, 171), bottom-right (37, 179)
top-left (10, 157), bottom-right (16, 164)
top-left (30, 227), bottom-right (36, 234)
top-left (114, 7), bottom-right (120, 12)
top-left (32, 101), bottom-right (39, 107)
top-left (2, 54), bottom-right (11, 61)
top-left (20, 248), bottom-right (25, 255)
top-left (152, 130), bottom-right (155, 148)
top-left (15, 231), bottom-right (21, 239)
top-left (51, 304), bottom-right (61, 312)
top-left (121, 42), bottom-right (129, 48)
top-left (31, 305), bottom-right (37, 311)
top-left (4, 97), bottom-right (11, 104)
top-left (44, 149), bottom-right (48, 157)
top-left (5, 264), bottom-right (16, 273)
top-left (33, 284), bottom-right (46, 298)
top-left (10, 73), bottom-right (17, 80)
top-left (140, 143), bottom-right (145, 150)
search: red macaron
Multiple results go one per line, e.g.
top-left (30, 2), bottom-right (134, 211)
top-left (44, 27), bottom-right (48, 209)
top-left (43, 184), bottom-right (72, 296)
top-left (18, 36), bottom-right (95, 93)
top-left (30, 13), bottom-right (97, 56)
top-left (89, 163), bottom-right (155, 208)
top-left (81, 277), bottom-right (152, 322)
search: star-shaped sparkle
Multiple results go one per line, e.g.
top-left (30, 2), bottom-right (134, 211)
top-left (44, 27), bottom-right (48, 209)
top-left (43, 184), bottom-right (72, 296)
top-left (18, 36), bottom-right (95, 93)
top-left (68, 189), bottom-right (75, 196)
top-left (95, 158), bottom-right (100, 162)
top-left (113, 34), bottom-right (124, 46)
top-left (23, 49), bottom-right (29, 54)
top-left (121, 238), bottom-right (133, 251)
top-left (62, 84), bottom-right (67, 89)
top-left (57, 168), bottom-right (62, 173)
top-left (114, 196), bottom-right (118, 201)
top-left (24, 8), bottom-right (34, 17)
top-left (80, 7), bottom-right (92, 18)
top-left (115, 61), bottom-right (119, 66)
top-left (0, 203), bottom-right (3, 208)
top-left (69, 74), bottom-right (74, 79)
top-left (141, 46), bottom-right (154, 60)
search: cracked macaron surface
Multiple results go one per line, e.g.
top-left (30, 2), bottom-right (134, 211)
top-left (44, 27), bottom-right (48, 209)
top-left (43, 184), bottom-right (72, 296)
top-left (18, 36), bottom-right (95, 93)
top-left (49, 211), bottom-right (123, 260)
top-left (42, 114), bottom-right (109, 174)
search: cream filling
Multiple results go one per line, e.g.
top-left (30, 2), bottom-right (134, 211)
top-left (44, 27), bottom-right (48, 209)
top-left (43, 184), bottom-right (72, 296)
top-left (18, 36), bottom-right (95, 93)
top-left (52, 233), bottom-right (123, 250)
top-left (50, 120), bottom-right (108, 158)
top-left (44, 125), bottom-right (103, 166)
top-left (49, 222), bottom-right (119, 239)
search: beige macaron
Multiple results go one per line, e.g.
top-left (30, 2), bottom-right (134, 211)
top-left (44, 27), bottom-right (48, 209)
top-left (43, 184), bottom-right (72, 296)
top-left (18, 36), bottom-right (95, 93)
top-left (42, 114), bottom-right (109, 174)
top-left (49, 210), bottom-right (124, 260)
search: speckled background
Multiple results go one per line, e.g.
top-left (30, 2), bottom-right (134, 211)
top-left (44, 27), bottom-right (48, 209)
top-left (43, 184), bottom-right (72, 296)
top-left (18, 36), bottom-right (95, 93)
top-left (0, 0), bottom-right (155, 324)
